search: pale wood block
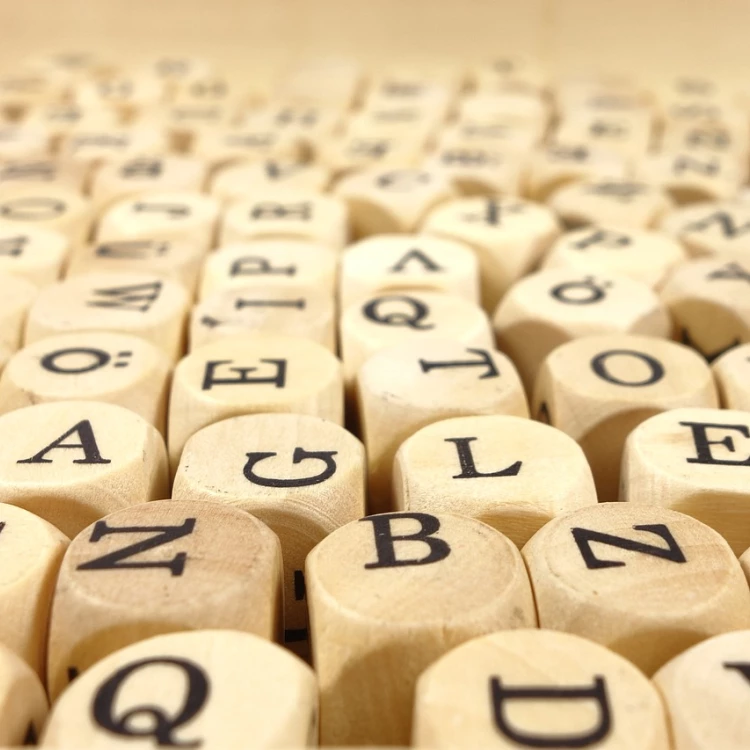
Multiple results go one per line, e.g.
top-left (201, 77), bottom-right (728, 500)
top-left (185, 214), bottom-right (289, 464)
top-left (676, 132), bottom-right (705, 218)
top-left (654, 630), bottom-right (750, 750)
top-left (660, 200), bottom-right (750, 257)
top-left (168, 335), bottom-right (343, 470)
top-left (554, 111), bottom-right (653, 161)
top-left (661, 120), bottom-right (749, 159)
top-left (220, 190), bottom-right (349, 251)
top-left (199, 239), bottom-right (337, 301)
top-left (25, 271), bottom-right (189, 362)
top-left (307, 512), bottom-right (536, 746)
top-left (73, 75), bottom-right (167, 119)
top-left (173, 75), bottom-right (244, 108)
top-left (622, 407), bottom-right (750, 555)
top-left (713, 343), bottom-right (750, 411)
top-left (90, 156), bottom-right (208, 212)
top-left (320, 132), bottom-right (428, 177)
top-left (660, 255), bottom-right (750, 360)
top-left (46, 500), bottom-right (282, 699)
top-left (523, 503), bottom-right (750, 675)
top-left (339, 234), bottom-right (479, 310)
top-left (365, 78), bottom-right (453, 122)
top-left (548, 177), bottom-right (673, 229)
top-left (0, 331), bottom-right (171, 434)
top-left (40, 630), bottom-right (316, 749)
top-left (335, 167), bottom-right (454, 237)
top-left (190, 283), bottom-right (336, 351)
top-left (0, 159), bottom-right (89, 193)
top-left (191, 126), bottom-right (303, 169)
top-left (0, 400), bottom-right (167, 537)
top-left (210, 159), bottom-right (331, 202)
top-left (556, 74), bottom-right (652, 115)
top-left (23, 51), bottom-right (115, 86)
top-left (0, 125), bottom-right (50, 160)
top-left (348, 104), bottom-right (445, 143)
top-left (0, 220), bottom-right (68, 286)
top-left (0, 641), bottom-right (48, 746)
top-left (542, 226), bottom-right (686, 287)
top-left (0, 71), bottom-right (65, 118)
top-left (277, 56), bottom-right (363, 108)
top-left (158, 103), bottom-right (237, 152)
top-left (0, 273), bottom-right (38, 369)
top-left (357, 339), bottom-right (527, 513)
top-left (173, 412), bottom-right (364, 652)
top-left (0, 504), bottom-right (68, 677)
top-left (533, 334), bottom-right (718, 501)
top-left (141, 56), bottom-right (215, 87)
top-left (422, 196), bottom-right (560, 310)
top-left (472, 56), bottom-right (547, 93)
top-left (394, 414), bottom-right (596, 547)
top-left (494, 268), bottom-right (671, 393)
top-left (57, 127), bottom-right (168, 170)
top-left (438, 121), bottom-right (541, 154)
top-left (96, 191), bottom-right (220, 251)
top-left (24, 103), bottom-right (123, 151)
top-left (413, 629), bottom-right (670, 750)
top-left (459, 91), bottom-right (550, 137)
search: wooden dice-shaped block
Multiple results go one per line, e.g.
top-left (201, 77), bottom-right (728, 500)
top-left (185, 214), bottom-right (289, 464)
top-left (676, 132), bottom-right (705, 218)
top-left (0, 642), bottom-right (48, 746)
top-left (97, 192), bottom-right (220, 252)
top-left (473, 55), bottom-right (546, 93)
top-left (534, 334), bottom-right (717, 500)
top-left (25, 103), bottom-right (121, 147)
top-left (340, 291), bottom-right (494, 390)
top-left (211, 159), bottom-right (331, 202)
top-left (41, 630), bottom-right (316, 749)
top-left (346, 105), bottom-right (443, 146)
top-left (0, 332), bottom-right (171, 433)
top-left (494, 268), bottom-right (671, 391)
top-left (46, 500), bottom-right (282, 699)
top-left (26, 272), bottom-right (189, 361)
top-left (0, 158), bottom-right (88, 193)
top-left (622, 407), bottom-right (750, 554)
top-left (425, 146), bottom-right (525, 197)
top-left (0, 70), bottom-right (62, 116)
top-left (548, 178), bottom-right (673, 230)
top-left (542, 226), bottom-right (686, 288)
top-left (57, 128), bottom-right (167, 170)
top-left (159, 103), bottom-right (236, 152)
top-left (173, 75), bottom-right (241, 107)
top-left (192, 127), bottom-right (302, 169)
top-left (199, 239), bottom-right (337, 301)
top-left (394, 415), bottom-right (596, 546)
top-left (0, 125), bottom-right (50, 161)
top-left (554, 110), bottom-right (653, 162)
top-left (335, 167), bottom-right (454, 237)
top-left (714, 343), bottom-right (750, 411)
top-left (339, 234), bottom-right (479, 309)
top-left (73, 76), bottom-right (165, 117)
top-left (190, 283), bottom-right (336, 351)
top-left (458, 91), bottom-right (548, 136)
top-left (321, 132), bottom-right (427, 176)
top-left (422, 196), bottom-right (560, 310)
top-left (0, 401), bottom-right (167, 537)
top-left (661, 119), bottom-right (747, 158)
top-left (413, 629), bottom-right (670, 750)
top-left (660, 200), bottom-right (750, 257)
top-left (143, 55), bottom-right (214, 84)
top-left (168, 335), bottom-right (343, 469)
top-left (0, 220), bottom-right (68, 286)
top-left (220, 190), bottom-right (349, 251)
top-left (307, 512), bottom-right (536, 746)
top-left (439, 119), bottom-right (540, 153)
top-left (359, 339), bottom-right (527, 513)
top-left (173, 412), bottom-right (364, 652)
top-left (523, 503), bottom-right (750, 675)
top-left (654, 631), bottom-right (750, 750)
top-left (277, 56), bottom-right (362, 107)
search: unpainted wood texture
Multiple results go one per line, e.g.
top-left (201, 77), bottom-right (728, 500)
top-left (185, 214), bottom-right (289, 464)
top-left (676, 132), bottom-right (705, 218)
top-left (0, 641), bottom-right (48, 746)
top-left (660, 201), bottom-right (750, 257)
top-left (713, 343), bottom-right (750, 411)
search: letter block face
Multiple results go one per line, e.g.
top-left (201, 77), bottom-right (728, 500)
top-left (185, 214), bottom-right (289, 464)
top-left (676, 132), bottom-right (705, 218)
top-left (622, 407), bottom-right (750, 555)
top-left (358, 339), bottom-right (528, 513)
top-left (0, 401), bottom-right (168, 537)
top-left (654, 630), bottom-right (750, 750)
top-left (533, 334), bottom-right (718, 500)
top-left (306, 512), bottom-right (536, 746)
top-left (173, 413), bottom-right (365, 654)
top-left (422, 196), bottom-right (560, 310)
top-left (522, 503), bottom-right (750, 675)
top-left (660, 201), bottom-right (750, 257)
top-left (210, 160), bottom-right (332, 202)
top-left (0, 642), bottom-right (48, 746)
top-left (0, 332), bottom-right (171, 433)
top-left (413, 629), bottom-right (670, 750)
top-left (46, 500), bottom-right (282, 700)
top-left (41, 630), bottom-right (317, 749)
top-left (493, 268), bottom-right (671, 392)
top-left (168, 335), bottom-right (343, 470)
top-left (713, 343), bottom-right (750, 411)
top-left (0, 220), bottom-right (68, 286)
top-left (394, 415), bottom-right (597, 547)
top-left (25, 272), bottom-right (189, 362)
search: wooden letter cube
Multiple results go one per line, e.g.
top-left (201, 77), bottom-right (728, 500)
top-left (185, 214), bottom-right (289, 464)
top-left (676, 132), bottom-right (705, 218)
top-left (0, 220), bottom-right (68, 286)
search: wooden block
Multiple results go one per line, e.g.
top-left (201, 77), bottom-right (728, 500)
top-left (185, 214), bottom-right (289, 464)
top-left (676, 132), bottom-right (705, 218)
top-left (472, 56), bottom-right (547, 93)
top-left (713, 343), bottom-right (750, 411)
top-left (40, 629), bottom-right (316, 749)
top-left (661, 120), bottom-right (748, 159)
top-left (168, 335), bottom-right (343, 470)
top-left (438, 120), bottom-right (540, 154)
top-left (358, 339), bottom-right (527, 513)
top-left (365, 77), bottom-right (453, 121)
top-left (46, 500), bottom-right (282, 699)
top-left (0, 71), bottom-right (64, 118)
top-left (622, 406), bottom-right (750, 555)
top-left (306, 512), bottom-right (536, 746)
top-left (422, 196), bottom-right (560, 310)
top-left (96, 192), bottom-right (220, 252)
top-left (198, 239), bottom-right (337, 301)
top-left (340, 290), bottom-right (494, 391)
top-left (320, 132), bottom-right (428, 177)
top-left (394, 414), bottom-right (596, 547)
top-left (339, 234), bottom-right (479, 310)
top-left (413, 629), bottom-right (670, 750)
top-left (220, 189), bottom-right (349, 251)
top-left (277, 56), bottom-right (362, 108)
top-left (173, 75), bottom-right (242, 108)
top-left (542, 225), bottom-right (686, 287)
top-left (0, 504), bottom-right (68, 677)
top-left (57, 127), bottom-right (167, 169)
top-left (191, 126), bottom-right (303, 169)
top-left (459, 91), bottom-right (549, 137)
top-left (554, 111), bottom-right (653, 162)
top-left (24, 103), bottom-right (123, 146)
top-left (523, 503), bottom-right (750, 675)
top-left (190, 283), bottom-right (336, 351)
top-left (335, 167), bottom-right (455, 237)
top-left (23, 51), bottom-right (114, 84)
top-left (0, 220), bottom-right (68, 286)
top-left (0, 158), bottom-right (89, 193)
top-left (653, 630), bottom-right (750, 750)
top-left (0, 272), bottom-right (38, 369)
top-left (73, 76), bottom-right (166, 119)
top-left (493, 268), bottom-right (671, 392)
top-left (142, 56), bottom-right (215, 86)
top-left (0, 331), bottom-right (171, 434)
top-left (347, 105), bottom-right (444, 144)
top-left (0, 641), bottom-right (48, 745)
top-left (0, 125), bottom-right (50, 160)
top-left (173, 412), bottom-right (364, 653)
top-left (0, 400), bottom-right (167, 537)
top-left (533, 334), bottom-right (718, 500)
top-left (556, 75), bottom-right (652, 117)
top-left (158, 103), bottom-right (237, 152)
top-left (548, 177), bottom-right (673, 230)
